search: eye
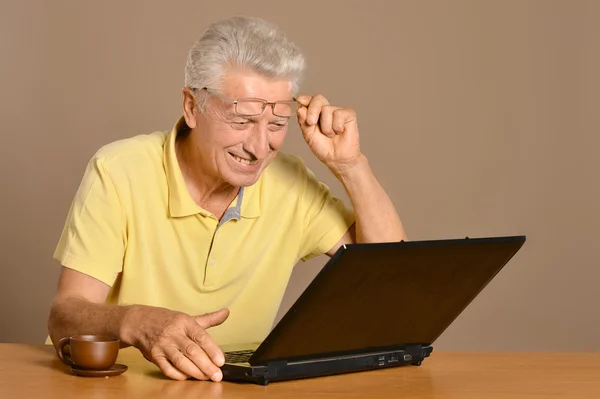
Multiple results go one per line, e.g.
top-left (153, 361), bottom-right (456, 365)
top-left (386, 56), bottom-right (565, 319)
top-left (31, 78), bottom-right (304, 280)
top-left (269, 122), bottom-right (288, 131)
top-left (230, 120), bottom-right (251, 129)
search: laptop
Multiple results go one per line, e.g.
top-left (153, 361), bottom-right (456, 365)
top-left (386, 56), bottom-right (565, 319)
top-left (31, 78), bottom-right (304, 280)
top-left (221, 235), bottom-right (526, 385)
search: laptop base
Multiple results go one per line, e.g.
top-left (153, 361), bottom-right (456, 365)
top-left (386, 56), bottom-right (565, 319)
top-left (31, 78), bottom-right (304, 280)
top-left (222, 345), bottom-right (433, 385)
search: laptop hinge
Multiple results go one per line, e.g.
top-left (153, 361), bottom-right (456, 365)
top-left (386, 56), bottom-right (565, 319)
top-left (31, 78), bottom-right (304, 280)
top-left (263, 361), bottom-right (287, 379)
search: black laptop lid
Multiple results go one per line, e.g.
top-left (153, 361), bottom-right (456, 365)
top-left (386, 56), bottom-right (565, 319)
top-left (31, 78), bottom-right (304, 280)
top-left (250, 235), bottom-right (526, 364)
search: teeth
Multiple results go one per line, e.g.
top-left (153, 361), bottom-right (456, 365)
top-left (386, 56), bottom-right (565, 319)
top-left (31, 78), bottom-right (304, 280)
top-left (232, 154), bottom-right (258, 165)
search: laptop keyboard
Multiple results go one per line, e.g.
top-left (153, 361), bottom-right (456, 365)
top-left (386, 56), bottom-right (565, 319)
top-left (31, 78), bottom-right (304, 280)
top-left (224, 350), bottom-right (254, 364)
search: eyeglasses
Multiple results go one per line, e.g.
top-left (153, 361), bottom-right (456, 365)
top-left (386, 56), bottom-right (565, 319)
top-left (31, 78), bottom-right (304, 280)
top-left (193, 87), bottom-right (298, 118)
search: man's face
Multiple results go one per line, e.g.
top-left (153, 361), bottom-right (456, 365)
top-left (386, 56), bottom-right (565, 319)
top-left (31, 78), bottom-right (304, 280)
top-left (188, 69), bottom-right (294, 188)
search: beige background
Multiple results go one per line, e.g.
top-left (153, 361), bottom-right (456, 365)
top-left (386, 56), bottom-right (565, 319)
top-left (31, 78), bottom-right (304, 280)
top-left (1, 0), bottom-right (598, 351)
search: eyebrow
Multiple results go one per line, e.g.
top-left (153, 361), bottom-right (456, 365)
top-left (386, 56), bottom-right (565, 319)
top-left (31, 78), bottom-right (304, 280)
top-left (231, 115), bottom-right (289, 123)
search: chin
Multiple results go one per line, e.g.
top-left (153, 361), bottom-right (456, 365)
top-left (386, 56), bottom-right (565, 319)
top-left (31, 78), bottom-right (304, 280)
top-left (221, 168), bottom-right (263, 187)
top-left (221, 154), bottom-right (273, 187)
top-left (228, 175), bottom-right (260, 187)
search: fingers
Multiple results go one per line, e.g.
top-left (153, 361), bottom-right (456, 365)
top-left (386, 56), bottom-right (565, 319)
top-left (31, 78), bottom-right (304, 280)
top-left (294, 94), bottom-right (312, 107)
top-left (181, 338), bottom-right (223, 381)
top-left (332, 108), bottom-right (356, 134)
top-left (193, 309), bottom-right (228, 366)
top-left (185, 325), bottom-right (225, 377)
top-left (195, 308), bottom-right (230, 329)
top-left (297, 94), bottom-right (329, 126)
top-left (153, 348), bottom-right (194, 381)
top-left (142, 309), bottom-right (229, 382)
top-left (296, 94), bottom-right (355, 136)
top-left (297, 105), bottom-right (308, 125)
top-left (152, 335), bottom-right (223, 381)
top-left (318, 105), bottom-right (340, 138)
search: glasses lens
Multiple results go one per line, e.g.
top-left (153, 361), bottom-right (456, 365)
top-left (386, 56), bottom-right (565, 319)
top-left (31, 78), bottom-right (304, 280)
top-left (235, 99), bottom-right (265, 116)
top-left (273, 102), bottom-right (296, 117)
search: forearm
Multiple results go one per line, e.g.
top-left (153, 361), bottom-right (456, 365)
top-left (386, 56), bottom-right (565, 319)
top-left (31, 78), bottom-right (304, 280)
top-left (47, 297), bottom-right (136, 348)
top-left (333, 154), bottom-right (407, 243)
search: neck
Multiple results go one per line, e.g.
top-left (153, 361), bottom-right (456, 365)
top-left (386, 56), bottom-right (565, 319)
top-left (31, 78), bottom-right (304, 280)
top-left (175, 134), bottom-right (238, 213)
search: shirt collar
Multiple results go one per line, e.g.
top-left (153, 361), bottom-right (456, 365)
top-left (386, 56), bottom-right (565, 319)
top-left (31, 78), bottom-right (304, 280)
top-left (163, 116), bottom-right (262, 219)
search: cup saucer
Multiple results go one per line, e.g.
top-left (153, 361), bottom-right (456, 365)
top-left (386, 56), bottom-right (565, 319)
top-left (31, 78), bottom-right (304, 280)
top-left (70, 364), bottom-right (128, 377)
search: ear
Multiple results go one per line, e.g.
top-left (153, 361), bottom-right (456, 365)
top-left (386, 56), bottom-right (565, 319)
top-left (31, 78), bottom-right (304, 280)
top-left (182, 87), bottom-right (198, 129)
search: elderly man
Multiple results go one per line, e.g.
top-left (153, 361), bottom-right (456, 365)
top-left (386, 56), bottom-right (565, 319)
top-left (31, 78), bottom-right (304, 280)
top-left (47, 16), bottom-right (406, 382)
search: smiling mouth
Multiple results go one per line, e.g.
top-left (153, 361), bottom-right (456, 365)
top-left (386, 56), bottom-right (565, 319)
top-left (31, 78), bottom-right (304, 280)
top-left (229, 152), bottom-right (259, 166)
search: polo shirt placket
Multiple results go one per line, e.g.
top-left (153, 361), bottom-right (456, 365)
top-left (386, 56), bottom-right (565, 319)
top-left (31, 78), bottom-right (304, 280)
top-left (202, 187), bottom-right (244, 287)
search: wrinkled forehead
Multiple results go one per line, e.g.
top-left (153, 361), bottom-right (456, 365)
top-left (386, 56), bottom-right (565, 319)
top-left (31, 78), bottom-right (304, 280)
top-left (220, 69), bottom-right (294, 102)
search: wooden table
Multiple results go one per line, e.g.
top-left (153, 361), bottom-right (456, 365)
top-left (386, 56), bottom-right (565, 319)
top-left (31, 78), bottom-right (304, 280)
top-left (1, 344), bottom-right (599, 398)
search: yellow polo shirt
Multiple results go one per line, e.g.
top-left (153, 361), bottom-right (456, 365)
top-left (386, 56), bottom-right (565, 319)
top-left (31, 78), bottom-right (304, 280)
top-left (53, 117), bottom-right (354, 345)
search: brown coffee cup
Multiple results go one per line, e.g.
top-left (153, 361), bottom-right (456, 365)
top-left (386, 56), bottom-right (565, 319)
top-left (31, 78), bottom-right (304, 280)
top-left (57, 335), bottom-right (120, 370)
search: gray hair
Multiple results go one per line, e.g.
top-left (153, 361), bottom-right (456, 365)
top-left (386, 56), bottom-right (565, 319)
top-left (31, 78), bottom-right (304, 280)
top-left (184, 16), bottom-right (306, 110)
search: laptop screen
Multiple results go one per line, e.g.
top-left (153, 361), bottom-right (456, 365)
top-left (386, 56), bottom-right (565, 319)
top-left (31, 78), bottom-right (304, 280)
top-left (250, 236), bottom-right (526, 364)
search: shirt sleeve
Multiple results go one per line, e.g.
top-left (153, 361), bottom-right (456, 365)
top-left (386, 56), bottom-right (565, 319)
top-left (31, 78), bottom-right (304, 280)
top-left (298, 165), bottom-right (355, 261)
top-left (53, 155), bottom-right (126, 286)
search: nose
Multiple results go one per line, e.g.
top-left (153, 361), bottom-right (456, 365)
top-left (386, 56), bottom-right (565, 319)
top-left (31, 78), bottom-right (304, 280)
top-left (244, 122), bottom-right (271, 160)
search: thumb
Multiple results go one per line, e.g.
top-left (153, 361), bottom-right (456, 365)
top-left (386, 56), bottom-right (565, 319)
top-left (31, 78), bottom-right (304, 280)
top-left (297, 106), bottom-right (308, 126)
top-left (194, 308), bottom-right (230, 329)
